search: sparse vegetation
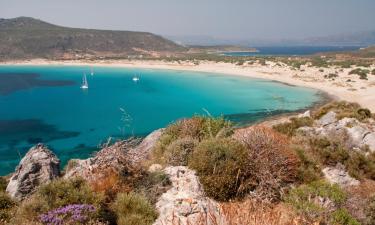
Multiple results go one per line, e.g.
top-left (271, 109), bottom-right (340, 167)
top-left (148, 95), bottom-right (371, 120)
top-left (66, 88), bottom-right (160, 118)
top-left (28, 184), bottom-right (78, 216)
top-left (112, 192), bottom-right (158, 225)
top-left (273, 116), bottom-right (314, 136)
top-left (0, 177), bottom-right (7, 192)
top-left (0, 192), bottom-right (16, 223)
top-left (285, 180), bottom-right (347, 223)
top-left (330, 208), bottom-right (361, 225)
top-left (349, 68), bottom-right (370, 80)
top-left (313, 101), bottom-right (373, 121)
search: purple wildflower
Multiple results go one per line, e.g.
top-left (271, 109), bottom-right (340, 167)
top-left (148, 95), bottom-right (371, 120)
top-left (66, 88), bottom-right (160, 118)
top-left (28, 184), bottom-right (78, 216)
top-left (39, 204), bottom-right (97, 225)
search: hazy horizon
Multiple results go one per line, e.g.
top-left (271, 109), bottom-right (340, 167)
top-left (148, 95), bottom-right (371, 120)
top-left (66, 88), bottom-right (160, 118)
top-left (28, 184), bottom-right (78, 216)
top-left (1, 0), bottom-right (375, 40)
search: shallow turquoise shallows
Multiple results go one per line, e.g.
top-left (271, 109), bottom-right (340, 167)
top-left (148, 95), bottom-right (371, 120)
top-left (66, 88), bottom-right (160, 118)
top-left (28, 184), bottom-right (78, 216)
top-left (0, 65), bottom-right (321, 175)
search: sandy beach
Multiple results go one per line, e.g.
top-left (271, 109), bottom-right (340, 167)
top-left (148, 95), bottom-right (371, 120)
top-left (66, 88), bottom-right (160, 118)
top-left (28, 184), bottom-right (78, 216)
top-left (2, 59), bottom-right (375, 111)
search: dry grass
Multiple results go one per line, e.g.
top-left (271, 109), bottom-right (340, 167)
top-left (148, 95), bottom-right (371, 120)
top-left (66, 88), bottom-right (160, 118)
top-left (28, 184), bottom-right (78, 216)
top-left (163, 199), bottom-right (302, 225)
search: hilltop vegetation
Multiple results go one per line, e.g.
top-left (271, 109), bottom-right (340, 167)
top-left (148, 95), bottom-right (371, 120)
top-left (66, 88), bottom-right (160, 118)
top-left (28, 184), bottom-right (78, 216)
top-left (0, 17), bottom-right (186, 60)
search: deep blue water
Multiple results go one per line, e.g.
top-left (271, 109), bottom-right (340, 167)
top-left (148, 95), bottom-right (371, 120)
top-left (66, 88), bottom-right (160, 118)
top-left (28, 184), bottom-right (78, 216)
top-left (0, 66), bottom-right (321, 175)
top-left (222, 46), bottom-right (361, 56)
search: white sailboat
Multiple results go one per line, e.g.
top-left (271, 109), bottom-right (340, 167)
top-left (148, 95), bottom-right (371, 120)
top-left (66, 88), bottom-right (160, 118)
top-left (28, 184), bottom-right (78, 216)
top-left (90, 68), bottom-right (94, 76)
top-left (81, 73), bottom-right (89, 89)
top-left (132, 74), bottom-right (140, 82)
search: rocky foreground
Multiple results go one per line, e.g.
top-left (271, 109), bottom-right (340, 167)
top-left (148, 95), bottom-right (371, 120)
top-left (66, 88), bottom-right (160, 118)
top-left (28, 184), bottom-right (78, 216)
top-left (2, 101), bottom-right (375, 225)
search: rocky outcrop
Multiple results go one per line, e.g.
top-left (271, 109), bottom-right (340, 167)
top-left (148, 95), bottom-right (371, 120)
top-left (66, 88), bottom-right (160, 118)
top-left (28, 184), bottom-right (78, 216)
top-left (323, 164), bottom-right (360, 187)
top-left (127, 128), bottom-right (163, 165)
top-left (298, 112), bottom-right (375, 152)
top-left (317, 111), bottom-right (337, 126)
top-left (6, 144), bottom-right (60, 200)
top-left (64, 129), bottom-right (162, 181)
top-left (298, 110), bottom-right (311, 118)
top-left (63, 140), bottom-right (133, 181)
top-left (153, 166), bottom-right (223, 225)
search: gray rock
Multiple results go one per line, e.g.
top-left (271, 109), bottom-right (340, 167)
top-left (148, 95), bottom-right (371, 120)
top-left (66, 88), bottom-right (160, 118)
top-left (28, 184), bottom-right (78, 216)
top-left (363, 132), bottom-right (375, 151)
top-left (153, 166), bottom-right (223, 225)
top-left (6, 144), bottom-right (60, 200)
top-left (322, 164), bottom-right (360, 187)
top-left (317, 111), bottom-right (337, 126)
top-left (298, 110), bottom-right (311, 118)
top-left (127, 128), bottom-right (163, 165)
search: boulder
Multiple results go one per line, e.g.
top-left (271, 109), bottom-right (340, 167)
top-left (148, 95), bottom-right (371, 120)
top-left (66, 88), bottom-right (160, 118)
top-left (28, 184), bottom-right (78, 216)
top-left (153, 166), bottom-right (223, 225)
top-left (6, 144), bottom-right (60, 200)
top-left (363, 132), bottom-right (375, 151)
top-left (298, 110), bottom-right (311, 118)
top-left (317, 111), bottom-right (337, 126)
top-left (322, 164), bottom-right (360, 187)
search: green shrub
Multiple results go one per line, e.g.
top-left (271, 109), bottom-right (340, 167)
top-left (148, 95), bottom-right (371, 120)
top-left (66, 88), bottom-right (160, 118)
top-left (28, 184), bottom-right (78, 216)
top-left (164, 137), bottom-right (198, 166)
top-left (372, 69), bottom-right (375, 75)
top-left (151, 116), bottom-right (233, 165)
top-left (188, 138), bottom-right (251, 201)
top-left (285, 180), bottom-right (346, 222)
top-left (12, 178), bottom-right (104, 224)
top-left (330, 208), bottom-right (360, 225)
top-left (134, 171), bottom-right (171, 205)
top-left (313, 101), bottom-right (372, 121)
top-left (273, 116), bottom-right (314, 136)
top-left (308, 136), bottom-right (375, 180)
top-left (349, 68), bottom-right (369, 80)
top-left (294, 148), bottom-right (321, 183)
top-left (0, 192), bottom-right (16, 222)
top-left (0, 177), bottom-right (7, 192)
top-left (112, 192), bottom-right (158, 225)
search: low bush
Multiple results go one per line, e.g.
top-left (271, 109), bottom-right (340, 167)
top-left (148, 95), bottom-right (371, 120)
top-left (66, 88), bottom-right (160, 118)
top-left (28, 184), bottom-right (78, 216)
top-left (372, 69), bottom-right (375, 75)
top-left (0, 177), bottom-right (7, 192)
top-left (285, 180), bottom-right (346, 223)
top-left (330, 208), bottom-right (361, 225)
top-left (309, 136), bottom-right (375, 180)
top-left (273, 116), bottom-right (314, 136)
top-left (239, 126), bottom-right (300, 201)
top-left (112, 192), bottom-right (158, 225)
top-left (151, 116), bottom-right (233, 165)
top-left (294, 147), bottom-right (321, 183)
top-left (189, 138), bottom-right (251, 201)
top-left (134, 171), bottom-right (171, 205)
top-left (313, 101), bottom-right (373, 121)
top-left (0, 192), bottom-right (16, 223)
top-left (11, 178), bottom-right (104, 224)
top-left (349, 68), bottom-right (369, 80)
top-left (164, 137), bottom-right (198, 166)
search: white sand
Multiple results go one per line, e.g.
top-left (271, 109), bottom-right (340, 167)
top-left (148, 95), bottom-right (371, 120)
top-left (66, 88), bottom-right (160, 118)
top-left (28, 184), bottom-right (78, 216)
top-left (2, 59), bottom-right (375, 111)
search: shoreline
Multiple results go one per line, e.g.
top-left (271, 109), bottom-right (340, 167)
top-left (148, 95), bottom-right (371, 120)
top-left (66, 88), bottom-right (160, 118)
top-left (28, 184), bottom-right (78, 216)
top-left (1, 59), bottom-right (374, 111)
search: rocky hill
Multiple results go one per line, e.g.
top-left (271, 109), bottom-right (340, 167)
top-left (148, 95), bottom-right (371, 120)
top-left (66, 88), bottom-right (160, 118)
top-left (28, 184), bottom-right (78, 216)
top-left (0, 17), bottom-right (186, 60)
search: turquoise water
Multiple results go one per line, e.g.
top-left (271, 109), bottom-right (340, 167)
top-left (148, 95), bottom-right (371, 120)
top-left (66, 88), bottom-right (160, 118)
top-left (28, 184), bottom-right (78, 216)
top-left (0, 65), bottom-right (321, 175)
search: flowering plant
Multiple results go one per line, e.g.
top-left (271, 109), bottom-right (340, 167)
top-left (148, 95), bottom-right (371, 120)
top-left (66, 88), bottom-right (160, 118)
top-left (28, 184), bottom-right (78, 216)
top-left (39, 204), bottom-right (96, 225)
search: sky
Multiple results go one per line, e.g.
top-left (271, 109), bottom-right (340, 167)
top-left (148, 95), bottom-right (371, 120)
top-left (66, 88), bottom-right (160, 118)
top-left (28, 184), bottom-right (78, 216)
top-left (1, 0), bottom-right (375, 40)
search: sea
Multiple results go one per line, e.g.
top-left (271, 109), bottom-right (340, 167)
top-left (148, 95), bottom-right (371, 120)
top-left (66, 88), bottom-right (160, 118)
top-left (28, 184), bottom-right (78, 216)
top-left (0, 65), bottom-right (321, 175)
